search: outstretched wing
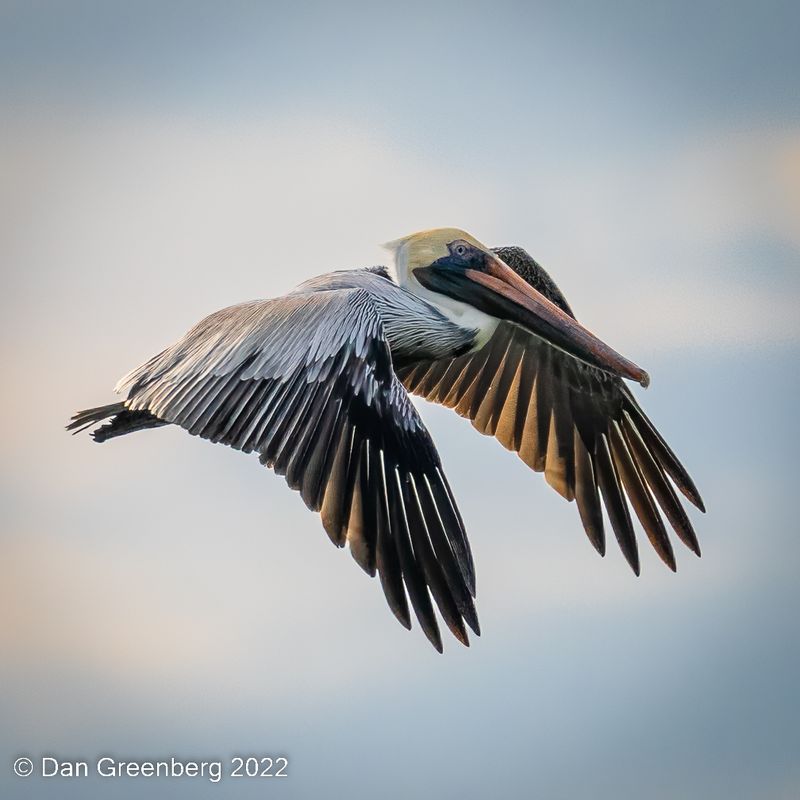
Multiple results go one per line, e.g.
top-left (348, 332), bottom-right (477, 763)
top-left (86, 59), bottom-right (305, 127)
top-left (397, 247), bottom-right (705, 575)
top-left (116, 288), bottom-right (478, 651)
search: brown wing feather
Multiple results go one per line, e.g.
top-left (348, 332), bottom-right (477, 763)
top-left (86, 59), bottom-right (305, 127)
top-left (397, 246), bottom-right (704, 573)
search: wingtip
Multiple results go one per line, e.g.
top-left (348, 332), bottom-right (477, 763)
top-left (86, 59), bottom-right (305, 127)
top-left (656, 543), bottom-right (677, 573)
top-left (464, 616), bottom-right (480, 639)
top-left (428, 631), bottom-right (444, 653)
top-left (444, 619), bottom-right (475, 650)
top-left (695, 496), bottom-right (707, 514)
top-left (416, 613), bottom-right (443, 652)
top-left (680, 486), bottom-right (706, 514)
top-left (389, 603), bottom-right (412, 631)
top-left (587, 532), bottom-right (606, 557)
top-left (453, 628), bottom-right (470, 648)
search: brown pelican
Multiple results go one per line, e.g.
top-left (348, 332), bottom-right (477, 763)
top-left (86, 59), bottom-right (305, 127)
top-left (68, 228), bottom-right (704, 651)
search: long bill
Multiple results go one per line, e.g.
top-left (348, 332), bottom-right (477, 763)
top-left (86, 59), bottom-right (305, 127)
top-left (418, 253), bottom-right (651, 387)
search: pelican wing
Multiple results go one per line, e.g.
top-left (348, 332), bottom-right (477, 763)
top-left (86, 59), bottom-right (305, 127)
top-left (397, 247), bottom-right (704, 574)
top-left (116, 288), bottom-right (478, 651)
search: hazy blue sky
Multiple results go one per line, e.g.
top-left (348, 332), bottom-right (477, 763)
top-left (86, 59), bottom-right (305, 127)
top-left (1, 2), bottom-right (798, 798)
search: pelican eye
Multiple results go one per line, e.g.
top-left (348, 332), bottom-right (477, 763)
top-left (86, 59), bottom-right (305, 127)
top-left (445, 240), bottom-right (487, 271)
top-left (448, 240), bottom-right (475, 261)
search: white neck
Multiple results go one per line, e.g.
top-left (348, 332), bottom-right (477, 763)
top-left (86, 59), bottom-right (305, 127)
top-left (387, 243), bottom-right (499, 348)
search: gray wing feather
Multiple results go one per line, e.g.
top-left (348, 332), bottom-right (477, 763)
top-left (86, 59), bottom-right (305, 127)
top-left (116, 288), bottom-right (477, 651)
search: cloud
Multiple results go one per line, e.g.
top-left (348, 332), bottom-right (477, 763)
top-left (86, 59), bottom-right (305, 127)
top-left (2, 7), bottom-right (798, 797)
top-left (2, 112), bottom-right (798, 412)
top-left (487, 127), bottom-right (800, 353)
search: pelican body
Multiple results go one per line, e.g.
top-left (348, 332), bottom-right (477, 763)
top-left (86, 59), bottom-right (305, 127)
top-left (69, 229), bottom-right (704, 651)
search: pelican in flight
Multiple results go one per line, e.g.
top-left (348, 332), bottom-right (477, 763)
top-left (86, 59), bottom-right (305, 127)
top-left (69, 228), bottom-right (704, 651)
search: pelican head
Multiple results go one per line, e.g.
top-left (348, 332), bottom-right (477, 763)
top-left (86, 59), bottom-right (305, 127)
top-left (384, 227), bottom-right (649, 387)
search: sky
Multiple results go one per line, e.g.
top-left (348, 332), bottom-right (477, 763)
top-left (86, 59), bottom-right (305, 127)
top-left (1, 1), bottom-right (799, 798)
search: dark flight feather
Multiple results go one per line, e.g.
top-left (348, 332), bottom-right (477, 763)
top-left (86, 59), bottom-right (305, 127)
top-left (73, 288), bottom-right (477, 650)
top-left (397, 246), bottom-right (704, 574)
